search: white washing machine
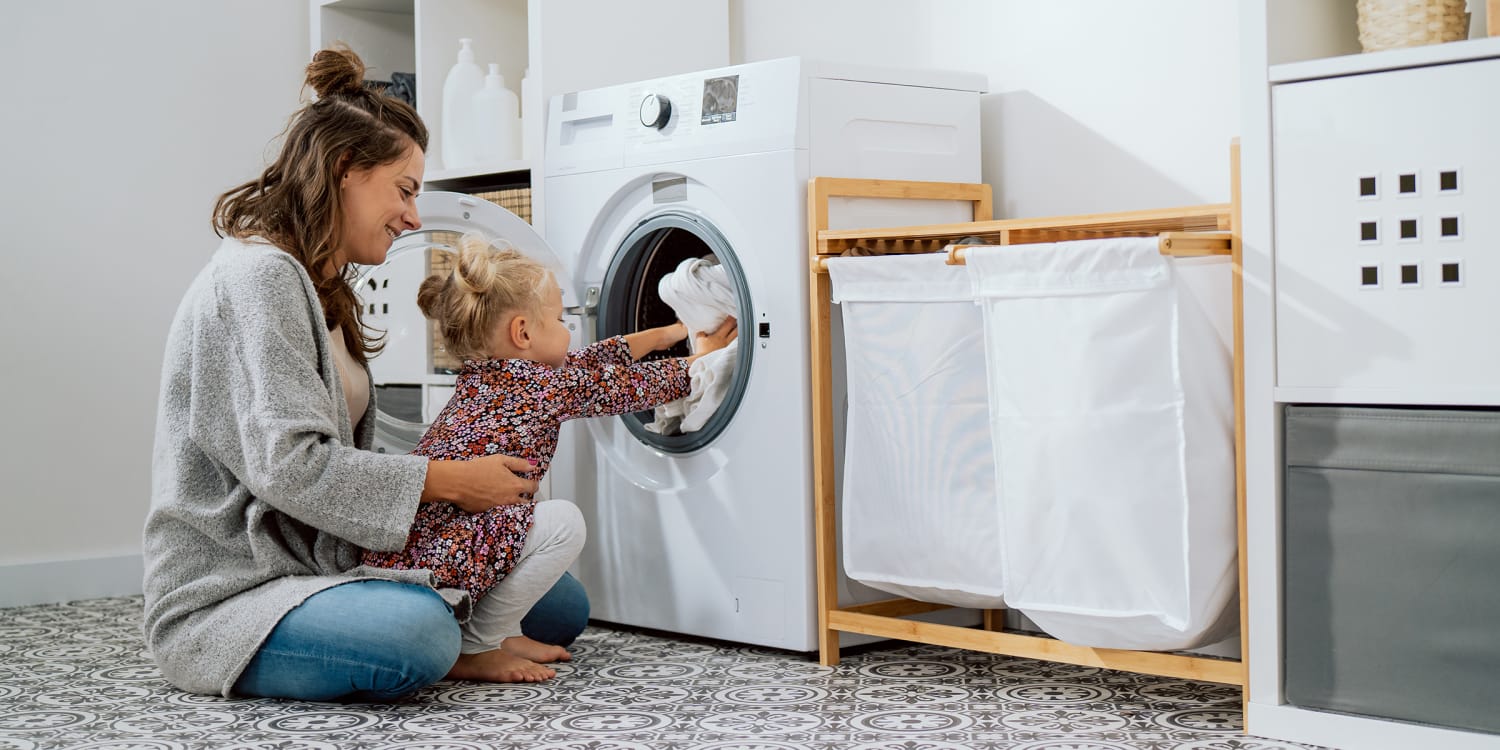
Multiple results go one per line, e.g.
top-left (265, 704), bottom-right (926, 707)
top-left (543, 57), bottom-right (985, 652)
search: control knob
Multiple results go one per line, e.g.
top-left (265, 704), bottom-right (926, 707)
top-left (639, 93), bottom-right (672, 130)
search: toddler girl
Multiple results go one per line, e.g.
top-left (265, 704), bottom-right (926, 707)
top-left (362, 233), bottom-right (736, 682)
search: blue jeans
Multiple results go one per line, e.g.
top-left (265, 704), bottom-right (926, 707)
top-left (520, 570), bottom-right (590, 647)
top-left (234, 573), bottom-right (589, 701)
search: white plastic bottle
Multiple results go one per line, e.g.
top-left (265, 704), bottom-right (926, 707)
top-left (470, 63), bottom-right (519, 163)
top-left (440, 39), bottom-right (485, 170)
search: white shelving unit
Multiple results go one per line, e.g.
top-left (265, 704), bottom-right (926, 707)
top-left (309, 0), bottom-right (730, 231)
top-left (1240, 3), bottom-right (1500, 749)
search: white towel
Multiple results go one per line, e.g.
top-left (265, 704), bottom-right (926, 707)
top-left (649, 257), bottom-right (739, 435)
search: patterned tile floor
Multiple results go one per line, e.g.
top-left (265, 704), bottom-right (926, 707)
top-left (0, 596), bottom-right (1325, 750)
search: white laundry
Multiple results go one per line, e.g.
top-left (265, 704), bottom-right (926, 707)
top-left (649, 257), bottom-right (739, 435)
top-left (964, 238), bottom-right (1237, 651)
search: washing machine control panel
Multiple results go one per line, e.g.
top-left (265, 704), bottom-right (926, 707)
top-left (547, 57), bottom-right (804, 174)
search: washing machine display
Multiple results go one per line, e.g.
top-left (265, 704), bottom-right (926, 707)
top-left (700, 75), bottom-right (739, 124)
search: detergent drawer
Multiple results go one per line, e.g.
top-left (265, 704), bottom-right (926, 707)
top-left (1282, 405), bottom-right (1500, 735)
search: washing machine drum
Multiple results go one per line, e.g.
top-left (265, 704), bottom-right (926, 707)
top-left (353, 191), bottom-right (574, 454)
top-left (596, 210), bottom-right (754, 454)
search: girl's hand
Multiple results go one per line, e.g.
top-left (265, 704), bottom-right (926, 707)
top-left (686, 317), bottom-right (737, 364)
top-left (421, 453), bottom-right (539, 512)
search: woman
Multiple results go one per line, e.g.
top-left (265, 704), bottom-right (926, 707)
top-left (142, 46), bottom-right (586, 700)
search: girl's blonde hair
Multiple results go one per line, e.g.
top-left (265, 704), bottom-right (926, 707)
top-left (417, 232), bottom-right (552, 361)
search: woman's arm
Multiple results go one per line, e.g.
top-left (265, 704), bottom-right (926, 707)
top-left (191, 251), bottom-right (431, 550)
top-left (421, 454), bottom-right (539, 513)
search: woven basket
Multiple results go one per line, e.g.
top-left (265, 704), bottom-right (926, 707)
top-left (1357, 0), bottom-right (1470, 52)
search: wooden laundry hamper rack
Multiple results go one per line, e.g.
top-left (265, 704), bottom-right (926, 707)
top-left (805, 147), bottom-right (1249, 693)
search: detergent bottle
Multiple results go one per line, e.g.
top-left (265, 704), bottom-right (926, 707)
top-left (440, 38), bottom-right (484, 169)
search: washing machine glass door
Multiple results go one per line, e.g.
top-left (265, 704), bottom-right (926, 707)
top-left (596, 209), bottom-right (754, 453)
top-left (353, 191), bottom-right (574, 453)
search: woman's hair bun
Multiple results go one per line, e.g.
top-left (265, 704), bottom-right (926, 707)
top-left (305, 45), bottom-right (368, 99)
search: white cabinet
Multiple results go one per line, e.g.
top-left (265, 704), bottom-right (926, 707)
top-left (1272, 58), bottom-right (1500, 404)
top-left (1240, 3), bottom-right (1500, 749)
top-left (309, 0), bottom-right (728, 231)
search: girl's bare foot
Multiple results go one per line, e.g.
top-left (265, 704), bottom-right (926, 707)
top-left (446, 648), bottom-right (556, 683)
top-left (502, 635), bottom-right (571, 664)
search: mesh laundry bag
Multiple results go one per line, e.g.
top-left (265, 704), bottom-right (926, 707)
top-left (827, 253), bottom-right (1005, 608)
top-left (964, 238), bottom-right (1237, 650)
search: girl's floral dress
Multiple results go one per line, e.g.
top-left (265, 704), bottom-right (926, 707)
top-left (361, 336), bottom-right (689, 599)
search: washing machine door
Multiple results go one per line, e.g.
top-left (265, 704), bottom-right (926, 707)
top-left (593, 209), bottom-right (754, 454)
top-left (353, 191), bottom-right (575, 453)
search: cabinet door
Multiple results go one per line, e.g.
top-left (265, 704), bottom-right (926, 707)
top-left (1272, 58), bottom-right (1500, 401)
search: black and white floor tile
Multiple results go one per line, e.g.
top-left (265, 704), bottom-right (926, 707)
top-left (0, 596), bottom-right (1324, 750)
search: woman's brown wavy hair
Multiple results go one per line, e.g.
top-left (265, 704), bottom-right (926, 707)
top-left (212, 45), bottom-right (428, 365)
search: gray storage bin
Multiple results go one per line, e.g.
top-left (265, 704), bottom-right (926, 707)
top-left (1283, 405), bottom-right (1500, 735)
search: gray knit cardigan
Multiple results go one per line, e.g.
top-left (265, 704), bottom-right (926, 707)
top-left (143, 237), bottom-right (469, 697)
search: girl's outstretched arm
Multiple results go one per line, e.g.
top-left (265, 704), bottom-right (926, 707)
top-left (624, 321), bottom-right (688, 360)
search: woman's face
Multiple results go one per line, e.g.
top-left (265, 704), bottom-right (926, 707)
top-left (334, 141), bottom-right (425, 270)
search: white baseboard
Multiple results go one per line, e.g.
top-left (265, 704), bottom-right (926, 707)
top-left (0, 554), bottom-right (144, 608)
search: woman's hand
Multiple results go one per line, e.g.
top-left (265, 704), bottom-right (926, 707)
top-left (421, 454), bottom-right (539, 513)
top-left (685, 317), bottom-right (737, 365)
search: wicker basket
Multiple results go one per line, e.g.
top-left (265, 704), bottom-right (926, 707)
top-left (1358, 0), bottom-right (1470, 52)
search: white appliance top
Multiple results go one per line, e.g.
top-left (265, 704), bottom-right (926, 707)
top-left (544, 56), bottom-right (987, 176)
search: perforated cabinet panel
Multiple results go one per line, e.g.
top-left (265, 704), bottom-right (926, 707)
top-left (1271, 58), bottom-right (1500, 400)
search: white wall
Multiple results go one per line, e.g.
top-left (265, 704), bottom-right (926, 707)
top-left (0, 0), bottom-right (307, 603)
top-left (731, 0), bottom-right (1241, 217)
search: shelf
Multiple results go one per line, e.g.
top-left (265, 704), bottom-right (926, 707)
top-left (1274, 386), bottom-right (1500, 407)
top-left (1270, 35), bottom-right (1500, 83)
top-left (317, 0), bottom-right (408, 12)
top-left (424, 159), bottom-right (530, 185)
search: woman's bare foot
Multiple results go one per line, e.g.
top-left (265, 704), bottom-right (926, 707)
top-left (502, 635), bottom-right (572, 664)
top-left (446, 649), bottom-right (556, 683)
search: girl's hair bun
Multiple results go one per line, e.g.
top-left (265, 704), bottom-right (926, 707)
top-left (305, 45), bottom-right (367, 99)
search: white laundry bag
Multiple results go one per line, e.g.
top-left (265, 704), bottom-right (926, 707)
top-left (964, 238), bottom-right (1237, 651)
top-left (827, 254), bottom-right (1006, 609)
